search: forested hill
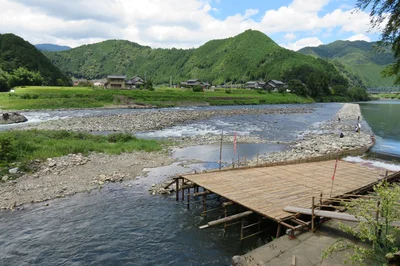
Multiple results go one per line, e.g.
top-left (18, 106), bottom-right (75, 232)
top-left (299, 40), bottom-right (395, 87)
top-left (0, 33), bottom-right (71, 86)
top-left (43, 30), bottom-right (349, 87)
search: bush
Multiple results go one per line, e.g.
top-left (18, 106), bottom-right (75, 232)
top-left (192, 85), bottom-right (203, 92)
top-left (225, 89), bottom-right (232, 94)
top-left (323, 181), bottom-right (400, 265)
top-left (0, 135), bottom-right (16, 163)
top-left (107, 133), bottom-right (137, 143)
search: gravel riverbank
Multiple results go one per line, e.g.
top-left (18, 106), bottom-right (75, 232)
top-left (23, 107), bottom-right (313, 132)
top-left (0, 152), bottom-right (173, 210)
top-left (249, 103), bottom-right (374, 165)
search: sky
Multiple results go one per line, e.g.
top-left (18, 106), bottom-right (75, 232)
top-left (0, 0), bottom-right (381, 51)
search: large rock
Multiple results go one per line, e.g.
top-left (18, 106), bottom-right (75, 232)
top-left (0, 112), bottom-right (28, 124)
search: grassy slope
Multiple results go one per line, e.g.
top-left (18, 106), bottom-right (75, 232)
top-left (299, 40), bottom-right (395, 87)
top-left (0, 86), bottom-right (314, 110)
top-left (43, 30), bottom-right (346, 86)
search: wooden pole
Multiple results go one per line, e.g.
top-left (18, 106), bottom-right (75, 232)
top-left (240, 217), bottom-right (244, 242)
top-left (181, 181), bottom-right (185, 201)
top-left (175, 178), bottom-right (179, 201)
top-left (199, 211), bottom-right (253, 229)
top-left (187, 192), bottom-right (190, 210)
top-left (219, 130), bottom-right (223, 170)
top-left (202, 194), bottom-right (207, 216)
top-left (320, 192), bottom-right (323, 208)
top-left (311, 196), bottom-right (315, 232)
top-left (276, 223), bottom-right (282, 238)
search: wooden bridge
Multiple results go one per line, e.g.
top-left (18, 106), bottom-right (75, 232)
top-left (174, 159), bottom-right (400, 239)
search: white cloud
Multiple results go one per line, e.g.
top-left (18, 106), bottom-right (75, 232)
top-left (283, 37), bottom-right (323, 51)
top-left (347, 34), bottom-right (371, 42)
top-left (284, 33), bottom-right (297, 41)
top-left (244, 9), bottom-right (259, 19)
top-left (0, 0), bottom-right (380, 49)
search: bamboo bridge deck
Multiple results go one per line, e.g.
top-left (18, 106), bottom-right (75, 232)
top-left (182, 160), bottom-right (394, 222)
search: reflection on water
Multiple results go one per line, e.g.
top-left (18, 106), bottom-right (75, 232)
top-left (360, 101), bottom-right (400, 160)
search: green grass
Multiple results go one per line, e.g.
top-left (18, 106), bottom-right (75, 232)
top-left (371, 93), bottom-right (400, 99)
top-left (0, 86), bottom-right (314, 110)
top-left (0, 130), bottom-right (163, 167)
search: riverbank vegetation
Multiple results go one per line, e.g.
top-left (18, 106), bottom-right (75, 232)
top-left (323, 181), bottom-right (400, 265)
top-left (0, 86), bottom-right (316, 110)
top-left (370, 93), bottom-right (400, 100)
top-left (0, 129), bottom-right (163, 169)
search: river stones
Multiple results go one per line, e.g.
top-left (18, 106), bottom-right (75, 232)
top-left (0, 112), bottom-right (27, 124)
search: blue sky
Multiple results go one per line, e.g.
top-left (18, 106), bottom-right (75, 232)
top-left (0, 0), bottom-right (381, 50)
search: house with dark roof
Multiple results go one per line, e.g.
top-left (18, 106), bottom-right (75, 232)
top-left (266, 80), bottom-right (286, 91)
top-left (245, 81), bottom-right (265, 89)
top-left (126, 76), bottom-right (145, 89)
top-left (180, 79), bottom-right (210, 89)
top-left (104, 75), bottom-right (127, 89)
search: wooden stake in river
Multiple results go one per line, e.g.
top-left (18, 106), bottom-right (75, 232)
top-left (219, 130), bottom-right (223, 170)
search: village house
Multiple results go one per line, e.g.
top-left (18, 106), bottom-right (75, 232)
top-left (266, 80), bottom-right (286, 91)
top-left (126, 76), bottom-right (145, 89)
top-left (104, 75), bottom-right (126, 89)
top-left (104, 75), bottom-right (146, 89)
top-left (245, 81), bottom-right (265, 89)
top-left (180, 79), bottom-right (211, 90)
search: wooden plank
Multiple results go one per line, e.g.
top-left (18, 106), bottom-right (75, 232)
top-left (284, 206), bottom-right (400, 227)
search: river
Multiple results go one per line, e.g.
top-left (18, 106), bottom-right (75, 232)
top-left (0, 102), bottom-right (398, 265)
top-left (360, 100), bottom-right (400, 161)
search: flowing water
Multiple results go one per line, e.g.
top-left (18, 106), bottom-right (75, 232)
top-left (1, 102), bottom-right (398, 265)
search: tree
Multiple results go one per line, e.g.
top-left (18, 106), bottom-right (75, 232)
top-left (288, 79), bottom-right (308, 96)
top-left (9, 67), bottom-right (43, 87)
top-left (356, 0), bottom-right (400, 83)
top-left (348, 87), bottom-right (370, 101)
top-left (323, 181), bottom-right (400, 265)
top-left (332, 85), bottom-right (348, 96)
top-left (0, 69), bottom-right (11, 92)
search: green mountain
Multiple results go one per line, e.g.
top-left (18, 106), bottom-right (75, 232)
top-left (43, 30), bottom-right (347, 87)
top-left (298, 41), bottom-right (395, 87)
top-left (0, 33), bottom-right (71, 86)
top-left (35, 43), bottom-right (71, 52)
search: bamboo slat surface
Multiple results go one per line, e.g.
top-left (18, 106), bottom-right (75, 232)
top-left (183, 160), bottom-right (384, 221)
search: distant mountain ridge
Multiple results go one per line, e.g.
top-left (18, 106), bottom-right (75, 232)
top-left (35, 43), bottom-right (71, 52)
top-left (42, 30), bottom-right (349, 88)
top-left (0, 33), bottom-right (71, 86)
top-left (298, 41), bottom-right (395, 87)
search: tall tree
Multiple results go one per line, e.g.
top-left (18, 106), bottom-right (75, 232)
top-left (356, 0), bottom-right (400, 83)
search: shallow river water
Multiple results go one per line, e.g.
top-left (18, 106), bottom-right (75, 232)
top-left (0, 102), bottom-right (398, 265)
